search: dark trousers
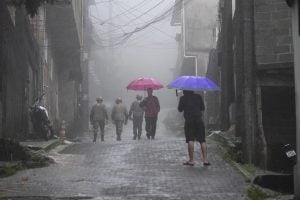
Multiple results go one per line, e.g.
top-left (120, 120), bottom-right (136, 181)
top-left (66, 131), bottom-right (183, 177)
top-left (133, 116), bottom-right (143, 138)
top-left (145, 116), bottom-right (157, 139)
top-left (93, 120), bottom-right (105, 142)
top-left (115, 120), bottom-right (124, 140)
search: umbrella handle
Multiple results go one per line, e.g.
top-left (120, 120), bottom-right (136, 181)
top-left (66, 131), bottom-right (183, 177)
top-left (176, 89), bottom-right (178, 97)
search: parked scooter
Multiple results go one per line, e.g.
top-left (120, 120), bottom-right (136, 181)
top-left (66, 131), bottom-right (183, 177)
top-left (29, 94), bottom-right (54, 141)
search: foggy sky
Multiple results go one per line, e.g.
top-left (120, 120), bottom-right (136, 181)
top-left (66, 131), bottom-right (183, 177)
top-left (88, 0), bottom-right (218, 110)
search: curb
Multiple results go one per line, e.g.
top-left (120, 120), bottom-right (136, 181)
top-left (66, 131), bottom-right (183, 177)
top-left (210, 131), bottom-right (294, 200)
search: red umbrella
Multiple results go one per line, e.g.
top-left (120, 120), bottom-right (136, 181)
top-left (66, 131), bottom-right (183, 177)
top-left (126, 77), bottom-right (163, 91)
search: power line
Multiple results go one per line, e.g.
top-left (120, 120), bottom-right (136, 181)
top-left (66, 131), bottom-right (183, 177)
top-left (120, 0), bottom-right (166, 26)
top-left (91, 0), bottom-right (167, 37)
top-left (90, 0), bottom-right (183, 38)
top-left (114, 0), bottom-right (175, 40)
top-left (92, 0), bottom-right (190, 48)
top-left (97, 0), bottom-right (150, 24)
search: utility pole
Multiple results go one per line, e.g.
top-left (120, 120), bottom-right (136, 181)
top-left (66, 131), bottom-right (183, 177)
top-left (242, 0), bottom-right (256, 163)
top-left (289, 0), bottom-right (300, 197)
top-left (235, 0), bottom-right (245, 139)
top-left (220, 0), bottom-right (233, 131)
top-left (107, 0), bottom-right (114, 101)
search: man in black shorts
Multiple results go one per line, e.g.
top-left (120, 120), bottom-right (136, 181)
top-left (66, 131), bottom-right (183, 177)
top-left (178, 90), bottom-right (210, 166)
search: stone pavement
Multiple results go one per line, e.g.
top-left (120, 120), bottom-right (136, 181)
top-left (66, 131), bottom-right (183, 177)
top-left (0, 117), bottom-right (249, 200)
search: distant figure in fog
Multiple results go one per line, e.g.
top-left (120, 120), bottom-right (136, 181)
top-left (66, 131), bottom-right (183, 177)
top-left (140, 88), bottom-right (160, 140)
top-left (90, 97), bottom-right (108, 142)
top-left (111, 97), bottom-right (128, 141)
top-left (129, 94), bottom-right (144, 140)
top-left (177, 90), bottom-right (210, 166)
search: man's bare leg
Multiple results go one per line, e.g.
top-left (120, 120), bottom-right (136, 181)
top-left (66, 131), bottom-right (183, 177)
top-left (187, 141), bottom-right (195, 164)
top-left (200, 142), bottom-right (210, 165)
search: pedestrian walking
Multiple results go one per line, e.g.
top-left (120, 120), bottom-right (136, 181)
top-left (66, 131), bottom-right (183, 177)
top-left (111, 97), bottom-right (128, 141)
top-left (140, 88), bottom-right (160, 140)
top-left (177, 90), bottom-right (210, 166)
top-left (129, 94), bottom-right (144, 140)
top-left (90, 97), bottom-right (108, 142)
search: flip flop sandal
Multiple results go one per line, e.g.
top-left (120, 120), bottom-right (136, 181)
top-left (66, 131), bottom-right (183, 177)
top-left (203, 162), bottom-right (211, 166)
top-left (183, 161), bottom-right (195, 166)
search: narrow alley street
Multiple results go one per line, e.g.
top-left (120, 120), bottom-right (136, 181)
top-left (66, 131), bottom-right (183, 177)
top-left (0, 111), bottom-right (248, 200)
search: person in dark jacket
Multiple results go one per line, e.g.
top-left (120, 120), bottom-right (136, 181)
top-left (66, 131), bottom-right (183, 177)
top-left (129, 94), bottom-right (144, 140)
top-left (140, 88), bottom-right (160, 140)
top-left (178, 90), bottom-right (210, 166)
top-left (90, 97), bottom-right (108, 142)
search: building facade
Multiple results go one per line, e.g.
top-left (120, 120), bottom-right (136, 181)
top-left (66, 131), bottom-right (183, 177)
top-left (208, 0), bottom-right (296, 173)
top-left (0, 2), bottom-right (41, 140)
top-left (0, 0), bottom-right (87, 140)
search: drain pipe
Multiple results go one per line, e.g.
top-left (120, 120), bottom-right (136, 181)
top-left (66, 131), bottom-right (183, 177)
top-left (256, 82), bottom-right (268, 170)
top-left (289, 0), bottom-right (300, 197)
top-left (182, 0), bottom-right (198, 76)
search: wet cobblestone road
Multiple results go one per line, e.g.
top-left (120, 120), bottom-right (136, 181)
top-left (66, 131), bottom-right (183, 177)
top-left (0, 119), bottom-right (248, 200)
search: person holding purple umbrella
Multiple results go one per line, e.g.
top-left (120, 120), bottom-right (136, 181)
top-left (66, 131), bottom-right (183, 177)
top-left (178, 90), bottom-right (210, 166)
top-left (140, 88), bottom-right (160, 140)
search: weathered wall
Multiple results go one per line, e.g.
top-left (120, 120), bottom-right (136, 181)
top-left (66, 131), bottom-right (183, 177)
top-left (183, 0), bottom-right (218, 75)
top-left (46, 3), bottom-right (82, 137)
top-left (28, 7), bottom-right (60, 133)
top-left (254, 0), bottom-right (296, 172)
top-left (0, 2), bottom-right (40, 140)
top-left (184, 0), bottom-right (218, 54)
top-left (255, 0), bottom-right (293, 65)
top-left (205, 49), bottom-right (220, 129)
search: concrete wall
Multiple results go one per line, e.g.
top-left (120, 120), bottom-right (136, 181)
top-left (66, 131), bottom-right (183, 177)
top-left (255, 0), bottom-right (293, 65)
top-left (46, 3), bottom-right (83, 137)
top-left (29, 7), bottom-right (60, 132)
top-left (184, 0), bottom-right (217, 54)
top-left (205, 49), bottom-right (220, 128)
top-left (254, 0), bottom-right (296, 172)
top-left (0, 2), bottom-right (40, 140)
top-left (183, 0), bottom-right (218, 75)
top-left (72, 0), bottom-right (84, 46)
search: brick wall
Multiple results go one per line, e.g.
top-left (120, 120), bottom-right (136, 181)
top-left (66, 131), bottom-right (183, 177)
top-left (255, 0), bottom-right (293, 65)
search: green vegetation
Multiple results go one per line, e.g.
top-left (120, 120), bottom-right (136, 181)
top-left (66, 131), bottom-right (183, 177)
top-left (0, 154), bottom-right (52, 177)
top-left (44, 139), bottom-right (63, 152)
top-left (242, 163), bottom-right (256, 176)
top-left (25, 155), bottom-right (50, 168)
top-left (247, 186), bottom-right (268, 200)
top-left (0, 140), bottom-right (60, 178)
top-left (0, 162), bottom-right (23, 178)
top-left (212, 133), bottom-right (279, 200)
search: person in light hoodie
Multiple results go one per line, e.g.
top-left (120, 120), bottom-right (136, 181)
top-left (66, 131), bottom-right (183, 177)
top-left (111, 97), bottom-right (128, 141)
top-left (129, 94), bottom-right (145, 140)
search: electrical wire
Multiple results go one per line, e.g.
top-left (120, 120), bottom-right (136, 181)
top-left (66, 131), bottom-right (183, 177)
top-left (96, 0), bottom-right (151, 24)
top-left (114, 0), bottom-right (175, 40)
top-left (91, 0), bottom-right (190, 48)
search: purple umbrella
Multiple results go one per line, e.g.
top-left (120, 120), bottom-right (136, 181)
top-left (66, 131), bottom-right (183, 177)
top-left (167, 76), bottom-right (220, 91)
